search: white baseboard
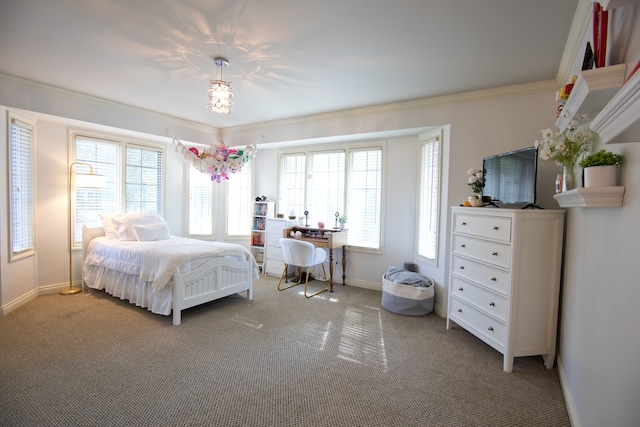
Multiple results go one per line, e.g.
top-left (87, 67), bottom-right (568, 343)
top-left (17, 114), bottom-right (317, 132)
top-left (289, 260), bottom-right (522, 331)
top-left (0, 281), bottom-right (81, 316)
top-left (0, 288), bottom-right (38, 316)
top-left (557, 355), bottom-right (580, 427)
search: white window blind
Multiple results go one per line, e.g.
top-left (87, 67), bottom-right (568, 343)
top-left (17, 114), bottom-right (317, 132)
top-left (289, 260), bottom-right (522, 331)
top-left (348, 148), bottom-right (382, 249)
top-left (8, 113), bottom-right (36, 260)
top-left (279, 153), bottom-right (306, 218)
top-left (125, 145), bottom-right (163, 213)
top-left (308, 151), bottom-right (345, 227)
top-left (227, 162), bottom-right (252, 237)
top-left (417, 131), bottom-right (441, 263)
top-left (189, 166), bottom-right (214, 236)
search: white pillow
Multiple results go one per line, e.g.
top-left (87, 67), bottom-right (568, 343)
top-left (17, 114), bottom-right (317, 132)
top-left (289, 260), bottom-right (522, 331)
top-left (111, 212), bottom-right (166, 241)
top-left (133, 222), bottom-right (171, 241)
top-left (99, 213), bottom-right (119, 239)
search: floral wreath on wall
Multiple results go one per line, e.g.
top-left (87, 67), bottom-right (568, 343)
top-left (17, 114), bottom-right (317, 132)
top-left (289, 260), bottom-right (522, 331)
top-left (172, 136), bottom-right (256, 183)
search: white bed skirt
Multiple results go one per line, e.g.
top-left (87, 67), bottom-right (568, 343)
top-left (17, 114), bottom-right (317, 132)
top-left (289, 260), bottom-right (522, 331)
top-left (85, 265), bottom-right (173, 315)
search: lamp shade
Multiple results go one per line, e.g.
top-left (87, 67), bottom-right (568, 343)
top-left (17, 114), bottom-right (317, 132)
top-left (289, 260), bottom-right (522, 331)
top-left (75, 172), bottom-right (106, 189)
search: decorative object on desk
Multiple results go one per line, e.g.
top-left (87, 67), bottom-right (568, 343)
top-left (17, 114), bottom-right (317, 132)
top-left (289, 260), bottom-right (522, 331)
top-left (334, 212), bottom-right (340, 229)
top-left (288, 209), bottom-right (297, 220)
top-left (579, 149), bottom-right (623, 188)
top-left (171, 134), bottom-right (255, 183)
top-left (467, 167), bottom-right (484, 195)
top-left (534, 113), bottom-right (596, 192)
top-left (304, 210), bottom-right (309, 226)
top-left (317, 221), bottom-right (325, 229)
top-left (338, 214), bottom-right (348, 229)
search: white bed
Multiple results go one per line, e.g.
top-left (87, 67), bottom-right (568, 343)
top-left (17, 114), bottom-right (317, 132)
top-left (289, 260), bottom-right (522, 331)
top-left (82, 225), bottom-right (258, 325)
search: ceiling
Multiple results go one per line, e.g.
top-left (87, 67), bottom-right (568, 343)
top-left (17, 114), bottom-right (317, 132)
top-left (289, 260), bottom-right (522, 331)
top-left (0, 0), bottom-right (580, 129)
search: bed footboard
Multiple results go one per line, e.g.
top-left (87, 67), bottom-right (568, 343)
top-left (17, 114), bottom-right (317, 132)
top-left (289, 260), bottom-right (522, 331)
top-left (172, 257), bottom-right (253, 326)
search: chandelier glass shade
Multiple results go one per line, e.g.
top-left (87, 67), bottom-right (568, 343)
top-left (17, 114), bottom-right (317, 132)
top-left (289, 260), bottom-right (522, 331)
top-left (208, 57), bottom-right (233, 114)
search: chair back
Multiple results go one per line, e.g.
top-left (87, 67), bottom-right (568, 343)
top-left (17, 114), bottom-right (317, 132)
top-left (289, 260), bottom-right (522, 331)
top-left (279, 238), bottom-right (325, 267)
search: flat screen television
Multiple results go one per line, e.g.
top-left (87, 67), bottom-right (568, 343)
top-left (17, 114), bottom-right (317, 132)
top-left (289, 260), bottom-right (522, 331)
top-left (482, 147), bottom-right (538, 207)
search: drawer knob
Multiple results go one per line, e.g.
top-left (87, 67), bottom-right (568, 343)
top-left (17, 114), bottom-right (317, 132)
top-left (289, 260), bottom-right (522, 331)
top-left (458, 287), bottom-right (464, 291)
top-left (461, 222), bottom-right (467, 226)
top-left (489, 302), bottom-right (495, 307)
top-left (492, 226), bottom-right (499, 230)
top-left (492, 251), bottom-right (498, 256)
top-left (488, 326), bottom-right (494, 332)
top-left (457, 309), bottom-right (462, 313)
top-left (459, 266), bottom-right (465, 270)
top-left (460, 244), bottom-right (466, 248)
top-left (490, 277), bottom-right (497, 281)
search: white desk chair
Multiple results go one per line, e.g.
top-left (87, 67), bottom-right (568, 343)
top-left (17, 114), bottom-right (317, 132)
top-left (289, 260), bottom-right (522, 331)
top-left (278, 238), bottom-right (329, 298)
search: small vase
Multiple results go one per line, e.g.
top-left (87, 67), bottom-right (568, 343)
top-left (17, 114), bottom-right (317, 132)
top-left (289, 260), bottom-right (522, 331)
top-left (562, 165), bottom-right (576, 192)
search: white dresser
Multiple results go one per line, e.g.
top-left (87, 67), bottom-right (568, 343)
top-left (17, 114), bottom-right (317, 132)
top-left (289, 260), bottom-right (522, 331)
top-left (446, 207), bottom-right (565, 372)
top-left (264, 218), bottom-right (295, 277)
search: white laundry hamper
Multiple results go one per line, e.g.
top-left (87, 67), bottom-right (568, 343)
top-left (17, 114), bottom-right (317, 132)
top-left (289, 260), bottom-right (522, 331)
top-left (381, 268), bottom-right (434, 316)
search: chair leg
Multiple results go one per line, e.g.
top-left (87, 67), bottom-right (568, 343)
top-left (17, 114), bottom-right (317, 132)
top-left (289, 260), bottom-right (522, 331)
top-left (278, 264), bottom-right (301, 291)
top-left (304, 265), bottom-right (330, 298)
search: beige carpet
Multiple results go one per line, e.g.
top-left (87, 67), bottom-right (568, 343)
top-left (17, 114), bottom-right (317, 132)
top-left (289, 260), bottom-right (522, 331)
top-left (0, 275), bottom-right (570, 426)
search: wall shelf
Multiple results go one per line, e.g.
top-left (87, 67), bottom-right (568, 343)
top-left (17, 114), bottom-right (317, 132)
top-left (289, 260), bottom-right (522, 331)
top-left (590, 67), bottom-right (640, 144)
top-left (553, 186), bottom-right (625, 208)
top-left (556, 64), bottom-right (627, 131)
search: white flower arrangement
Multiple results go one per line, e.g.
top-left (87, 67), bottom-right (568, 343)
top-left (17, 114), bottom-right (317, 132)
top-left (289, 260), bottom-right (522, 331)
top-left (467, 167), bottom-right (485, 194)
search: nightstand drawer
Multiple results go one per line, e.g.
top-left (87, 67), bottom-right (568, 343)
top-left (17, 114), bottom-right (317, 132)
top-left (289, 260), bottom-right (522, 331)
top-left (452, 235), bottom-right (511, 269)
top-left (450, 276), bottom-right (508, 321)
top-left (453, 213), bottom-right (512, 242)
top-left (451, 255), bottom-right (510, 295)
top-left (450, 297), bottom-right (506, 348)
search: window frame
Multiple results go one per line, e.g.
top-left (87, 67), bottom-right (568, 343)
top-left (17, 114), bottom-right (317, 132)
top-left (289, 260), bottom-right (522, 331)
top-left (277, 141), bottom-right (385, 252)
top-left (225, 159), bottom-right (253, 239)
top-left (416, 128), bottom-right (443, 266)
top-left (7, 110), bottom-right (36, 262)
top-left (70, 130), bottom-right (166, 248)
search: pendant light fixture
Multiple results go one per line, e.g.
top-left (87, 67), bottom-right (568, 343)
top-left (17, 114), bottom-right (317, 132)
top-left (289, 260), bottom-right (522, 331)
top-left (208, 57), bottom-right (233, 114)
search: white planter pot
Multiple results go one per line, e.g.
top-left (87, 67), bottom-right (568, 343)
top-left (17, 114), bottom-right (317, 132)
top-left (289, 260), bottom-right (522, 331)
top-left (583, 165), bottom-right (617, 188)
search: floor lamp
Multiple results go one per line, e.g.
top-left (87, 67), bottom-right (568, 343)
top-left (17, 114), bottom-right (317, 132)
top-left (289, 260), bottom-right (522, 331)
top-left (61, 162), bottom-right (106, 295)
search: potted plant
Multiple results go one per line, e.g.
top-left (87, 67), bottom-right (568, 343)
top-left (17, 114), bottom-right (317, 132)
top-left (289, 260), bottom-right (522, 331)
top-left (338, 214), bottom-right (348, 229)
top-left (579, 149), bottom-right (623, 187)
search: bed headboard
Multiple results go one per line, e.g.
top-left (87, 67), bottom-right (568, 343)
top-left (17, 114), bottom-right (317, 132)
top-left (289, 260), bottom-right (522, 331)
top-left (82, 225), bottom-right (105, 263)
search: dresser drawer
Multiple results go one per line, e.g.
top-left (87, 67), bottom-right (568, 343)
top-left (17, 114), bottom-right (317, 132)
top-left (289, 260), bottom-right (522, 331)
top-left (266, 246), bottom-right (284, 262)
top-left (451, 255), bottom-right (510, 295)
top-left (266, 233), bottom-right (284, 247)
top-left (265, 259), bottom-right (285, 276)
top-left (450, 297), bottom-right (506, 348)
top-left (452, 235), bottom-right (511, 269)
top-left (266, 219), bottom-right (291, 234)
top-left (453, 213), bottom-right (512, 242)
top-left (450, 276), bottom-right (508, 321)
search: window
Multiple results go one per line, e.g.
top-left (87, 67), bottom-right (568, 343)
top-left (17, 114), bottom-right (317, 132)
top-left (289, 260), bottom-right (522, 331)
top-left (189, 166), bottom-right (214, 236)
top-left (226, 161), bottom-right (252, 237)
top-left (279, 144), bottom-right (383, 250)
top-left (417, 130), bottom-right (442, 264)
top-left (73, 134), bottom-right (163, 246)
top-left (8, 111), bottom-right (36, 261)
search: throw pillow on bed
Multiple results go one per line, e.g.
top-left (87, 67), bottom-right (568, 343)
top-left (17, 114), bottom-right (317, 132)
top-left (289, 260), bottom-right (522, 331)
top-left (133, 222), bottom-right (171, 241)
top-left (111, 212), bottom-right (167, 241)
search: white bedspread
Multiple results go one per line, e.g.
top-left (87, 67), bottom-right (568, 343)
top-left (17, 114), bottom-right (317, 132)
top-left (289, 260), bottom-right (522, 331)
top-left (140, 240), bottom-right (255, 290)
top-left (85, 236), bottom-right (259, 291)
